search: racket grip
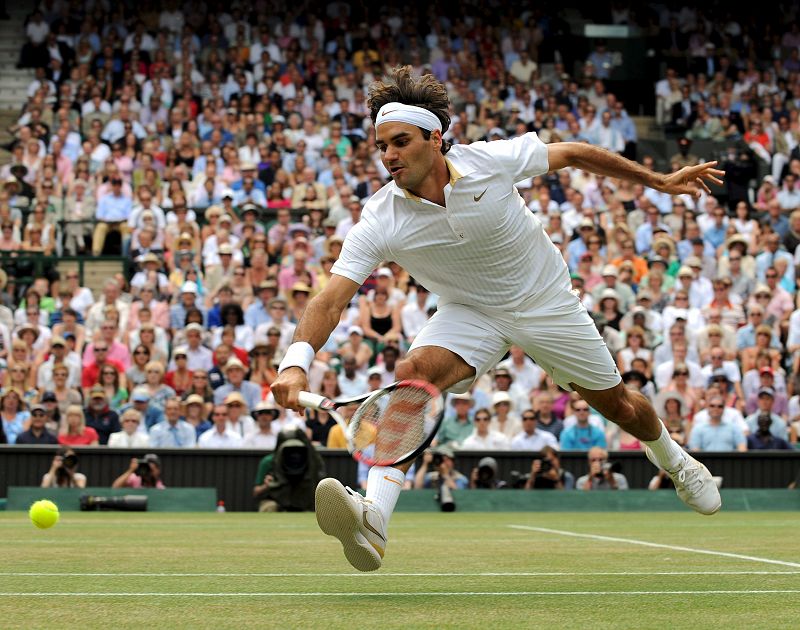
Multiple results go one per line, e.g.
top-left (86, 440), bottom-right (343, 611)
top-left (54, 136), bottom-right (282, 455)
top-left (297, 391), bottom-right (329, 410)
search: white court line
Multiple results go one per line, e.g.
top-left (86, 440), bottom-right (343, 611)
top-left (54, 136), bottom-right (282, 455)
top-left (0, 571), bottom-right (799, 578)
top-left (0, 590), bottom-right (798, 597)
top-left (509, 525), bottom-right (800, 569)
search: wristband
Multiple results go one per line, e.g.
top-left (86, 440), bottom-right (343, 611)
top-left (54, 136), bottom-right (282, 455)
top-left (278, 342), bottom-right (315, 374)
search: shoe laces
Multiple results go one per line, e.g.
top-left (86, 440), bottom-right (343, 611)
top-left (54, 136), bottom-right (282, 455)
top-left (676, 460), bottom-right (704, 494)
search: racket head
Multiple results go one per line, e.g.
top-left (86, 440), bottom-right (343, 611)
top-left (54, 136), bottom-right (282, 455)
top-left (346, 379), bottom-right (444, 467)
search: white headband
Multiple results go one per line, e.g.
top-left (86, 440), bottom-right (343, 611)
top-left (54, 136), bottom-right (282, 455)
top-left (375, 102), bottom-right (443, 132)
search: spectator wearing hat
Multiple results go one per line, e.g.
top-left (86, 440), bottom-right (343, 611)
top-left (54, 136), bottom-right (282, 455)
top-left (337, 326), bottom-right (373, 374)
top-left (119, 387), bottom-right (163, 431)
top-left (84, 385), bottom-right (121, 445)
top-left (363, 267), bottom-right (407, 309)
top-left (202, 216), bottom-right (241, 269)
top-left (243, 400), bottom-right (280, 449)
top-left (741, 322), bottom-right (783, 375)
top-left (591, 264), bottom-right (635, 312)
top-left (213, 358), bottom-right (261, 410)
top-left (436, 392), bottom-right (475, 449)
top-left (169, 281), bottom-right (205, 331)
top-left (16, 403), bottom-right (58, 444)
top-left (744, 368), bottom-right (788, 417)
top-left (37, 335), bottom-right (81, 390)
top-left (198, 404), bottom-right (244, 448)
top-left (703, 347), bottom-right (744, 396)
top-left (181, 393), bottom-right (212, 438)
top-left (492, 365), bottom-right (530, 414)
top-left (225, 390), bottom-right (257, 439)
top-left (130, 253), bottom-right (171, 297)
top-left (148, 397), bottom-right (197, 448)
top-left (108, 408), bottom-right (151, 448)
top-left (488, 391), bottom-right (522, 440)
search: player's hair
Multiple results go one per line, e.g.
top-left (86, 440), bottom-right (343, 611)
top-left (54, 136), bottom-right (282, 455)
top-left (367, 66), bottom-right (452, 155)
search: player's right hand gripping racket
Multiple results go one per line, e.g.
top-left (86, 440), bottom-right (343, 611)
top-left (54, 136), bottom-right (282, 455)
top-left (298, 379), bottom-right (444, 467)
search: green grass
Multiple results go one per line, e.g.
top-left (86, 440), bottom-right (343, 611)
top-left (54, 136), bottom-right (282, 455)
top-left (1, 511), bottom-right (799, 629)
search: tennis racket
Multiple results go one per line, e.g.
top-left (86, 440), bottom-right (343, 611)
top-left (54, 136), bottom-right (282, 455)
top-left (298, 379), bottom-right (445, 467)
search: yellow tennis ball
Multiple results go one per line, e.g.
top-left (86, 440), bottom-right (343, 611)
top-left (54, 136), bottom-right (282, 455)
top-left (29, 500), bottom-right (59, 529)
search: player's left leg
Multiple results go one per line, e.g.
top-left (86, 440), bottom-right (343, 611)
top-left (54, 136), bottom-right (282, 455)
top-left (571, 382), bottom-right (720, 515)
top-left (512, 289), bottom-right (720, 515)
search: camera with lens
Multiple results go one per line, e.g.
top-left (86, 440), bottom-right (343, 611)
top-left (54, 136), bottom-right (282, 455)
top-left (432, 452), bottom-right (444, 468)
top-left (136, 458), bottom-right (151, 476)
top-left (602, 461), bottom-right (622, 475)
top-left (434, 477), bottom-right (456, 512)
top-left (62, 453), bottom-right (78, 469)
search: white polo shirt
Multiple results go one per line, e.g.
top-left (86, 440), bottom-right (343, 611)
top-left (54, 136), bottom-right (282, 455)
top-left (331, 133), bottom-right (565, 311)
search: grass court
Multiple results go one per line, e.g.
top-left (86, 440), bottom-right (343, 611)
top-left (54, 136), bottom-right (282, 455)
top-left (1, 511), bottom-right (799, 628)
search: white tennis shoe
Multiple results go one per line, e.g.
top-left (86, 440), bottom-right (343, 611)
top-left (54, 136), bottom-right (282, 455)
top-left (315, 478), bottom-right (386, 572)
top-left (645, 448), bottom-right (722, 515)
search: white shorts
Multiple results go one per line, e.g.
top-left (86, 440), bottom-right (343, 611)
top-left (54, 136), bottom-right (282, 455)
top-left (409, 284), bottom-right (622, 394)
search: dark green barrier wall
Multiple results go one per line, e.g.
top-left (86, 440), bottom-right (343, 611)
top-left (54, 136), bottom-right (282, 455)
top-left (2, 446), bottom-right (798, 512)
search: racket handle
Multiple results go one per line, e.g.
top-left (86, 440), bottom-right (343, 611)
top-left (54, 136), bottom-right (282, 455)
top-left (297, 391), bottom-right (329, 410)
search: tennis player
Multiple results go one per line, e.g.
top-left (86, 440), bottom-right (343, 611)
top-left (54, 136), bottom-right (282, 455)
top-left (273, 66), bottom-right (724, 571)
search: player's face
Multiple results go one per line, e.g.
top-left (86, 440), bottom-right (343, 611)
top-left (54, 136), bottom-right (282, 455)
top-left (376, 122), bottom-right (440, 192)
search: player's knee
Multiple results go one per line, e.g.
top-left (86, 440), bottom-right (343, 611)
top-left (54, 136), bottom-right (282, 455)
top-left (394, 359), bottom-right (420, 381)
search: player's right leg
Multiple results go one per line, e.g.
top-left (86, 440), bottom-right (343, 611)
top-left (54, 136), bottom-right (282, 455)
top-left (316, 306), bottom-right (497, 571)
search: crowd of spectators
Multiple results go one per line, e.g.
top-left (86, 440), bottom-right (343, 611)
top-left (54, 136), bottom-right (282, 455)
top-left (0, 2), bottom-right (799, 482)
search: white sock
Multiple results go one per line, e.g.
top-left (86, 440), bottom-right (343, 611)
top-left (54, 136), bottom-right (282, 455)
top-left (644, 423), bottom-right (686, 472)
top-left (366, 466), bottom-right (404, 527)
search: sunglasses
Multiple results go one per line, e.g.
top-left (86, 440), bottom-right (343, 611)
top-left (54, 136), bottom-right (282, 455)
top-left (673, 371), bottom-right (689, 376)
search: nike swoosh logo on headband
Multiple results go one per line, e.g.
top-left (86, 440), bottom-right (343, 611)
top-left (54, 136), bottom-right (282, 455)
top-left (381, 109), bottom-right (398, 116)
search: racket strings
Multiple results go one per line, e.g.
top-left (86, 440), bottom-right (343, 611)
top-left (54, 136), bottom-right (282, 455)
top-left (351, 386), bottom-right (436, 462)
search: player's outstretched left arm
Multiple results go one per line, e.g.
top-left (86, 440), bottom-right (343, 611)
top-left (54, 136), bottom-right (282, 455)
top-left (547, 142), bottom-right (725, 199)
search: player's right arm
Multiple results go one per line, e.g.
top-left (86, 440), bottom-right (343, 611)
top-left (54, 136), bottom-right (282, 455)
top-left (271, 273), bottom-right (361, 410)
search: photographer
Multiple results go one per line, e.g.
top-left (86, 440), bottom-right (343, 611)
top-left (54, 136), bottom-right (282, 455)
top-left (253, 427), bottom-right (325, 512)
top-left (523, 446), bottom-right (575, 490)
top-left (112, 453), bottom-right (166, 489)
top-left (469, 456), bottom-right (506, 489)
top-left (413, 446), bottom-right (468, 490)
top-left (576, 447), bottom-right (629, 491)
top-left (41, 447), bottom-right (87, 488)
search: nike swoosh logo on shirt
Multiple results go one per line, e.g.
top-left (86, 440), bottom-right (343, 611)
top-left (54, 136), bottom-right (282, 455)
top-left (383, 475), bottom-right (402, 486)
top-left (474, 188), bottom-right (488, 202)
